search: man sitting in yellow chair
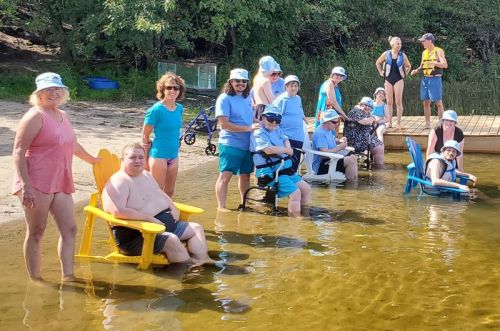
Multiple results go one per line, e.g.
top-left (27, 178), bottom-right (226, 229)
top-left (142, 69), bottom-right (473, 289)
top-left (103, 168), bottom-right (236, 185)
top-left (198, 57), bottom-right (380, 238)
top-left (102, 143), bottom-right (215, 265)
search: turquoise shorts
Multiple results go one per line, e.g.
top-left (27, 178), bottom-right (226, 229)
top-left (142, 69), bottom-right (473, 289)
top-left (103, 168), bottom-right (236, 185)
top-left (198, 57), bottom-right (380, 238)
top-left (256, 159), bottom-right (302, 198)
top-left (218, 144), bottom-right (254, 175)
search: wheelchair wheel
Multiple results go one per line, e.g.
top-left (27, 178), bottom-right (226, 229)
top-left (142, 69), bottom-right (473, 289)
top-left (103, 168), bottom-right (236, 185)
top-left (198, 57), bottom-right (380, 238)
top-left (184, 133), bottom-right (196, 145)
top-left (205, 143), bottom-right (217, 155)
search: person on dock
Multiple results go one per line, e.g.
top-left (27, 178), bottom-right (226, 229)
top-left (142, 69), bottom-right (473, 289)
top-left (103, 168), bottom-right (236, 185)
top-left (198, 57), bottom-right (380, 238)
top-left (273, 75), bottom-right (307, 173)
top-left (411, 33), bottom-right (448, 129)
top-left (141, 72), bottom-right (186, 198)
top-left (371, 87), bottom-right (390, 143)
top-left (251, 105), bottom-right (311, 217)
top-left (312, 110), bottom-right (358, 180)
top-left (426, 110), bottom-right (464, 170)
top-left (102, 143), bottom-right (215, 265)
top-left (425, 140), bottom-right (476, 192)
top-left (215, 69), bottom-right (258, 211)
top-left (344, 97), bottom-right (385, 166)
top-left (314, 66), bottom-right (348, 127)
top-left (12, 72), bottom-right (99, 282)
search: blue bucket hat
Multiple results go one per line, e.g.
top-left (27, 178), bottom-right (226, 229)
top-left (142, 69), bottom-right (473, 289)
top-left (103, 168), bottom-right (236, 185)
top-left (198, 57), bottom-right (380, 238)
top-left (359, 97), bottom-right (374, 108)
top-left (441, 140), bottom-right (461, 156)
top-left (442, 110), bottom-right (458, 122)
top-left (321, 110), bottom-right (340, 124)
top-left (273, 63), bottom-right (282, 73)
top-left (259, 56), bottom-right (277, 73)
top-left (228, 68), bottom-right (249, 81)
top-left (262, 104), bottom-right (282, 116)
top-left (35, 72), bottom-right (68, 93)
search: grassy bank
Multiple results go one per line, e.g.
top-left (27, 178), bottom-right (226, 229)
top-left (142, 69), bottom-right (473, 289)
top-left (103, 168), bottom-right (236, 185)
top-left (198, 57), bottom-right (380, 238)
top-left (1, 52), bottom-right (498, 117)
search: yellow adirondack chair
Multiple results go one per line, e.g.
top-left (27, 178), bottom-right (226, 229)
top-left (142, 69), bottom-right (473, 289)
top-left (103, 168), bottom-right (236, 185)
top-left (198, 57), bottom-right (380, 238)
top-left (76, 148), bottom-right (204, 269)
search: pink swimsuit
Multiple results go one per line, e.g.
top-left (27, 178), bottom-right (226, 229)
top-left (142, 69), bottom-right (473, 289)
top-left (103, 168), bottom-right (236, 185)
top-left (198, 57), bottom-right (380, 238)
top-left (12, 109), bottom-right (76, 194)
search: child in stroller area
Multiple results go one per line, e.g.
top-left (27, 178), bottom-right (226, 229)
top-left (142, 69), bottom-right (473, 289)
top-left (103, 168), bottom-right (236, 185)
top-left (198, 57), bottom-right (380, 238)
top-left (250, 104), bottom-right (311, 217)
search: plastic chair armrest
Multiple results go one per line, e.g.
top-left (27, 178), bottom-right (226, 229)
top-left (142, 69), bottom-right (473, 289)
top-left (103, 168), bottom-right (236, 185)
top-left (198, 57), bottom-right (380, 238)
top-left (84, 206), bottom-right (165, 233)
top-left (303, 148), bottom-right (344, 161)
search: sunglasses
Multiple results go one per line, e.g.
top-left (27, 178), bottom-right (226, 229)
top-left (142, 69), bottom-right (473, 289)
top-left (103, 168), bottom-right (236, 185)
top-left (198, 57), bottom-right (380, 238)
top-left (233, 79), bottom-right (248, 83)
top-left (165, 86), bottom-right (180, 91)
top-left (263, 114), bottom-right (282, 124)
top-left (330, 120), bottom-right (340, 124)
top-left (271, 72), bottom-right (281, 77)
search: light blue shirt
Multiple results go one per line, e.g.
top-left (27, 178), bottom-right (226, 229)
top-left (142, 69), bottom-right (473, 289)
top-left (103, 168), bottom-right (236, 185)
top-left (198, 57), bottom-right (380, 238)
top-left (312, 126), bottom-right (336, 173)
top-left (273, 93), bottom-right (305, 142)
top-left (144, 102), bottom-right (183, 159)
top-left (215, 93), bottom-right (254, 150)
top-left (250, 126), bottom-right (289, 167)
top-left (271, 78), bottom-right (285, 96)
top-left (372, 103), bottom-right (385, 117)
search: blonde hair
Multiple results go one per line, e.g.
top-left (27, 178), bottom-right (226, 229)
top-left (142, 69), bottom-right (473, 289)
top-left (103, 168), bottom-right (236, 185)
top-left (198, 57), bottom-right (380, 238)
top-left (388, 36), bottom-right (401, 47)
top-left (29, 88), bottom-right (70, 107)
top-left (121, 143), bottom-right (144, 159)
top-left (156, 72), bottom-right (186, 101)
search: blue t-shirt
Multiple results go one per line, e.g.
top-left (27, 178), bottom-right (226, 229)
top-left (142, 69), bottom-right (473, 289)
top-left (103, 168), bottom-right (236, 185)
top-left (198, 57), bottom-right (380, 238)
top-left (271, 78), bottom-right (285, 96)
top-left (250, 126), bottom-right (289, 167)
top-left (312, 126), bottom-right (337, 173)
top-left (144, 102), bottom-right (183, 159)
top-left (215, 93), bottom-right (254, 150)
top-left (372, 103), bottom-right (386, 117)
top-left (314, 80), bottom-right (343, 127)
top-left (273, 93), bottom-right (305, 142)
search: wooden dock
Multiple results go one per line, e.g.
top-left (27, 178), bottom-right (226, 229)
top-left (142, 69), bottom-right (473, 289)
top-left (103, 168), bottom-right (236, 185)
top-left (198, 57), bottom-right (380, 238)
top-left (306, 115), bottom-right (500, 154)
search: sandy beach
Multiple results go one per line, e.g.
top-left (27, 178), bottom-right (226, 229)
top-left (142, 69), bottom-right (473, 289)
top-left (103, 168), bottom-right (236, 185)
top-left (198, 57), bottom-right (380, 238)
top-left (0, 100), bottom-right (217, 224)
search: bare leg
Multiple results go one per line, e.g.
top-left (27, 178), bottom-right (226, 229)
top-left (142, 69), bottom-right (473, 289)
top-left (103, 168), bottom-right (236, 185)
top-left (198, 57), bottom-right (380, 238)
top-left (50, 193), bottom-right (77, 281)
top-left (238, 174), bottom-right (251, 205)
top-left (394, 79), bottom-right (405, 128)
top-left (164, 158), bottom-right (179, 198)
top-left (372, 144), bottom-right (385, 165)
top-left (215, 171), bottom-right (233, 211)
top-left (435, 100), bottom-right (444, 119)
top-left (384, 80), bottom-right (394, 127)
top-left (179, 223), bottom-right (216, 265)
top-left (20, 189), bottom-right (53, 281)
top-left (149, 157), bottom-right (167, 192)
top-left (297, 180), bottom-right (311, 205)
top-left (343, 155), bottom-right (358, 180)
top-left (287, 189), bottom-right (302, 217)
top-left (161, 234), bottom-right (191, 263)
top-left (423, 100), bottom-right (431, 129)
top-left (375, 124), bottom-right (387, 142)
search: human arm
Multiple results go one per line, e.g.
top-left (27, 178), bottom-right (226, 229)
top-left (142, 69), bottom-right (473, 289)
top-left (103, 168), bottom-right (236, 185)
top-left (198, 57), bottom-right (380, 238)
top-left (141, 124), bottom-right (153, 150)
top-left (435, 49), bottom-right (448, 69)
top-left (319, 141), bottom-right (347, 154)
top-left (74, 142), bottom-right (99, 164)
top-left (262, 80), bottom-right (276, 104)
top-left (325, 82), bottom-right (347, 119)
top-left (411, 56), bottom-right (423, 76)
top-left (426, 129), bottom-right (438, 159)
top-left (456, 169), bottom-right (476, 183)
top-left (357, 116), bottom-right (376, 126)
top-left (262, 140), bottom-right (293, 156)
top-left (457, 139), bottom-right (464, 171)
top-left (218, 116), bottom-right (258, 132)
top-left (102, 178), bottom-right (164, 224)
top-left (427, 160), bottom-right (469, 191)
top-left (12, 110), bottom-right (42, 208)
top-left (403, 53), bottom-right (412, 75)
top-left (375, 52), bottom-right (386, 77)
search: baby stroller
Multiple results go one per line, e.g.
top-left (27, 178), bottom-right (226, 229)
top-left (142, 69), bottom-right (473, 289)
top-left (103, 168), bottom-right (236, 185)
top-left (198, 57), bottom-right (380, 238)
top-left (180, 102), bottom-right (218, 155)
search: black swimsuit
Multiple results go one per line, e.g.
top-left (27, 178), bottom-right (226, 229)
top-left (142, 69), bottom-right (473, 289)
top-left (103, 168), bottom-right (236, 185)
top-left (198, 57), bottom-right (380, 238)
top-left (386, 57), bottom-right (403, 86)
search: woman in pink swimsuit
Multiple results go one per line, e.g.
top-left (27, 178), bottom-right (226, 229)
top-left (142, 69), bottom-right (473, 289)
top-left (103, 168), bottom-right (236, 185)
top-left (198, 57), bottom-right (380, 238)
top-left (12, 73), bottom-right (98, 282)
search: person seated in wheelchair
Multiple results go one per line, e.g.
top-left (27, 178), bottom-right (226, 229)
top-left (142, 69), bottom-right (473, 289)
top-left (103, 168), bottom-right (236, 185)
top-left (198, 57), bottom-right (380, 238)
top-left (344, 97), bottom-right (385, 166)
top-left (102, 143), bottom-right (215, 265)
top-left (250, 105), bottom-right (311, 217)
top-left (312, 110), bottom-right (358, 180)
top-left (425, 140), bottom-right (477, 192)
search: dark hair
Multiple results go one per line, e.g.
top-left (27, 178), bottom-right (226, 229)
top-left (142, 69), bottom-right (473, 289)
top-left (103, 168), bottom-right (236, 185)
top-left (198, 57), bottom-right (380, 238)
top-left (222, 80), bottom-right (251, 98)
top-left (156, 72), bottom-right (186, 101)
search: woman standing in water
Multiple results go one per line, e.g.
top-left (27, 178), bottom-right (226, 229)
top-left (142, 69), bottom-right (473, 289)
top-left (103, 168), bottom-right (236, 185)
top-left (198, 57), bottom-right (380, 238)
top-left (314, 66), bottom-right (347, 127)
top-left (375, 36), bottom-right (411, 129)
top-left (12, 73), bottom-right (98, 281)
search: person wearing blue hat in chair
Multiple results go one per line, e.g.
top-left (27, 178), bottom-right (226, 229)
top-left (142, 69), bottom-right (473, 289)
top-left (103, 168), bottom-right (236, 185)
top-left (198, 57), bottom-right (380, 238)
top-left (215, 68), bottom-right (259, 212)
top-left (312, 110), bottom-right (358, 180)
top-left (251, 104), bottom-right (311, 217)
top-left (426, 110), bottom-right (465, 170)
top-left (425, 140), bottom-right (476, 192)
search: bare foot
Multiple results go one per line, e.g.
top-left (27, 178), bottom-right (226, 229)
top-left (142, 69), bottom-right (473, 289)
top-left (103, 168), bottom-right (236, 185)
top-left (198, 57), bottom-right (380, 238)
top-left (423, 123), bottom-right (431, 130)
top-left (191, 257), bottom-right (219, 266)
top-left (217, 207), bottom-right (231, 213)
top-left (61, 275), bottom-right (85, 283)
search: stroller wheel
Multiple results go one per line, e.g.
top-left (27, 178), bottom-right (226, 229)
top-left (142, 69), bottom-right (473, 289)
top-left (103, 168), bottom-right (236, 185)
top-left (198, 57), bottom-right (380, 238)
top-left (205, 143), bottom-right (217, 155)
top-left (184, 133), bottom-right (196, 145)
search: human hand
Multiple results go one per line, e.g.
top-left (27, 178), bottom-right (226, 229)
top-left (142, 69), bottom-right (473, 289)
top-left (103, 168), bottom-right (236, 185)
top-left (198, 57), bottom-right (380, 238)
top-left (468, 175), bottom-right (477, 184)
top-left (90, 156), bottom-right (101, 164)
top-left (458, 184), bottom-right (470, 192)
top-left (379, 71), bottom-right (384, 77)
top-left (250, 123), bottom-right (260, 131)
top-left (21, 185), bottom-right (35, 208)
top-left (170, 207), bottom-right (180, 221)
top-left (410, 69), bottom-right (418, 76)
top-left (285, 147), bottom-right (294, 156)
top-left (339, 137), bottom-right (347, 143)
top-left (338, 142), bottom-right (347, 149)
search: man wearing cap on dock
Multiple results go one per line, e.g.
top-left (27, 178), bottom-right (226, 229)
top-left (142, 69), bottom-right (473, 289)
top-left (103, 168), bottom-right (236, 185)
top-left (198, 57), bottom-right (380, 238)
top-left (411, 33), bottom-right (448, 129)
top-left (215, 68), bottom-right (259, 211)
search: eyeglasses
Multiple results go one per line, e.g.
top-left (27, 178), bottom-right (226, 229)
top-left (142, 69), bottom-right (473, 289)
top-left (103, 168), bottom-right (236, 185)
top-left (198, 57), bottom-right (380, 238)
top-left (271, 72), bottom-right (281, 77)
top-left (165, 86), bottom-right (180, 91)
top-left (263, 114), bottom-right (282, 124)
top-left (233, 79), bottom-right (248, 83)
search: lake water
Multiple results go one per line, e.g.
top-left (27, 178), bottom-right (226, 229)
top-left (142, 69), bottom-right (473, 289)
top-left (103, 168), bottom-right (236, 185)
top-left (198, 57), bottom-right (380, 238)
top-left (1, 152), bottom-right (499, 330)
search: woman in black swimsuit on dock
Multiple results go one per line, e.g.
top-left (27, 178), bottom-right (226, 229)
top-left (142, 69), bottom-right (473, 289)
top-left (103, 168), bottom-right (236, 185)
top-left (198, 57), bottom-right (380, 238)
top-left (375, 36), bottom-right (412, 130)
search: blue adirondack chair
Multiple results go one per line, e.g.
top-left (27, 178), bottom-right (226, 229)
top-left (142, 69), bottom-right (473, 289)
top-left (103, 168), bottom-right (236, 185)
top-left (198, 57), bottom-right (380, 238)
top-left (404, 137), bottom-right (471, 199)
